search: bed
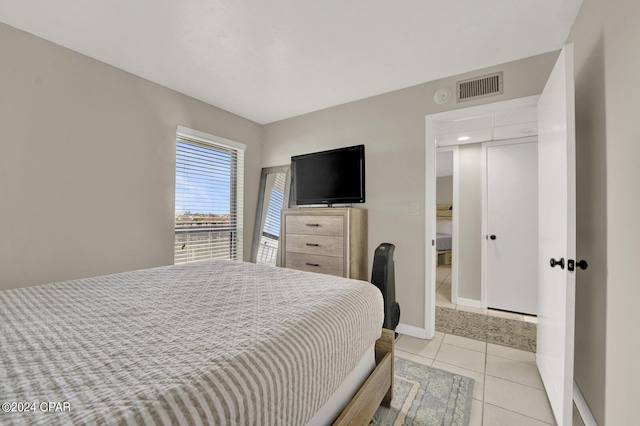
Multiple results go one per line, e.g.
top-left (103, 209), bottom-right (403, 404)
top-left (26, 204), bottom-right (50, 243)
top-left (0, 260), bottom-right (393, 425)
top-left (436, 233), bottom-right (452, 251)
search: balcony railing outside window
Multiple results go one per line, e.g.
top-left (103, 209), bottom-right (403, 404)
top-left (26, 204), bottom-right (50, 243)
top-left (256, 232), bottom-right (279, 266)
top-left (175, 222), bottom-right (235, 264)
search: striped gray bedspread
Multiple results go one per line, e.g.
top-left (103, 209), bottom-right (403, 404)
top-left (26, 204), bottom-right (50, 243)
top-left (0, 260), bottom-right (383, 425)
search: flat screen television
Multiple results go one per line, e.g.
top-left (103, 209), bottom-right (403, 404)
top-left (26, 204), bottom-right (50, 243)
top-left (291, 144), bottom-right (365, 206)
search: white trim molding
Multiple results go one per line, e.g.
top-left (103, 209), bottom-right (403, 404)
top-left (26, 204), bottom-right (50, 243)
top-left (177, 125), bottom-right (246, 151)
top-left (573, 381), bottom-right (598, 426)
top-left (456, 297), bottom-right (483, 309)
top-left (425, 95), bottom-right (541, 341)
top-left (396, 323), bottom-right (429, 339)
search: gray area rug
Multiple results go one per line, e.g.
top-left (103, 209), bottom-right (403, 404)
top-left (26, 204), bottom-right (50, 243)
top-left (435, 306), bottom-right (536, 352)
top-left (371, 357), bottom-right (474, 426)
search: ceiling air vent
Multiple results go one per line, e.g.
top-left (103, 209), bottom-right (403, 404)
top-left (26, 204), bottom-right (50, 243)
top-left (456, 72), bottom-right (503, 102)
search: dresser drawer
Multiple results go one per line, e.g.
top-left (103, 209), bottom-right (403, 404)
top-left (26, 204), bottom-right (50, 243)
top-left (285, 253), bottom-right (344, 277)
top-left (281, 207), bottom-right (367, 280)
top-left (286, 234), bottom-right (344, 257)
top-left (285, 215), bottom-right (344, 236)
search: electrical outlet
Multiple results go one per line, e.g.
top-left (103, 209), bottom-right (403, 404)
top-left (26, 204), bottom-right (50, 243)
top-left (410, 203), bottom-right (420, 216)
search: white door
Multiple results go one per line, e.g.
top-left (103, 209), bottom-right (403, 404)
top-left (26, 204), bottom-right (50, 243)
top-left (486, 141), bottom-right (538, 315)
top-left (536, 44), bottom-right (576, 426)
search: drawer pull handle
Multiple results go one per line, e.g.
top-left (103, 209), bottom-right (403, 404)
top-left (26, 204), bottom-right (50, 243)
top-left (306, 243), bottom-right (319, 247)
top-left (306, 262), bottom-right (320, 267)
top-left (306, 223), bottom-right (320, 227)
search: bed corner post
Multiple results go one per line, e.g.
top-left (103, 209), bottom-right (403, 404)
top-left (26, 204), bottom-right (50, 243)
top-left (333, 328), bottom-right (395, 426)
top-left (375, 328), bottom-right (395, 407)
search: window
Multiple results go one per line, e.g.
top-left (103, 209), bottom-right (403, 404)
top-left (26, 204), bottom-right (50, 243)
top-left (175, 126), bottom-right (245, 264)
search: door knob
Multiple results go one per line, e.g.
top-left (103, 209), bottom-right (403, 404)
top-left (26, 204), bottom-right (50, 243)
top-left (490, 235), bottom-right (497, 240)
top-left (550, 257), bottom-right (565, 269)
top-left (568, 259), bottom-right (589, 271)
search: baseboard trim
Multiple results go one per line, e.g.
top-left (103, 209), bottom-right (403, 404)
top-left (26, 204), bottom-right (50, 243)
top-left (573, 381), bottom-right (597, 426)
top-left (395, 323), bottom-right (429, 339)
top-left (456, 297), bottom-right (483, 308)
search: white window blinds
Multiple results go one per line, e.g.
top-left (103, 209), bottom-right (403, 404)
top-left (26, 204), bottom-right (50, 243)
top-left (256, 172), bottom-right (286, 266)
top-left (175, 127), bottom-right (245, 264)
top-left (263, 172), bottom-right (286, 239)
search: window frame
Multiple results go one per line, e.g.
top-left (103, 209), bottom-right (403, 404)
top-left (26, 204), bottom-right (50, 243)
top-left (175, 126), bottom-right (245, 264)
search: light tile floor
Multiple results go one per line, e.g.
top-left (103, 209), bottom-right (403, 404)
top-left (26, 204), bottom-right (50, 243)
top-left (424, 265), bottom-right (554, 424)
top-left (395, 333), bottom-right (556, 425)
top-left (435, 265), bottom-right (538, 324)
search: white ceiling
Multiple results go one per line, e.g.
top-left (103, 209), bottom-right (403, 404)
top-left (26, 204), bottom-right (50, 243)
top-left (0, 0), bottom-right (582, 124)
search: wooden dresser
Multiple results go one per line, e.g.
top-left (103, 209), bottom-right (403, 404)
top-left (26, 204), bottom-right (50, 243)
top-left (281, 208), bottom-right (368, 280)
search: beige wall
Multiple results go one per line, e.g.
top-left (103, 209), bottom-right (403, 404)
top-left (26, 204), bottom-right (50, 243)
top-left (0, 23), bottom-right (263, 290)
top-left (263, 53), bottom-right (557, 328)
top-left (456, 144), bottom-right (482, 301)
top-left (603, 0), bottom-right (640, 424)
top-left (436, 176), bottom-right (453, 204)
top-left (568, 0), bottom-right (640, 423)
top-left (566, 0), bottom-right (607, 423)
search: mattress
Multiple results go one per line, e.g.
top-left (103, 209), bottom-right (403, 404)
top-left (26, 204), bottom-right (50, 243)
top-left (306, 342), bottom-right (375, 426)
top-left (0, 260), bottom-right (384, 425)
top-left (436, 232), bottom-right (453, 251)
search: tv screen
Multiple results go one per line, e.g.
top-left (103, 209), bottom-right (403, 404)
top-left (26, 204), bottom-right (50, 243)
top-left (291, 145), bottom-right (365, 206)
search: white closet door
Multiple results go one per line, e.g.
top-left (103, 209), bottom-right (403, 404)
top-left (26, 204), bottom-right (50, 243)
top-left (486, 141), bottom-right (538, 315)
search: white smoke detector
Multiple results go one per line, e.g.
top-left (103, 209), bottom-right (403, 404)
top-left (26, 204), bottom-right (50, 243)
top-left (434, 88), bottom-right (451, 104)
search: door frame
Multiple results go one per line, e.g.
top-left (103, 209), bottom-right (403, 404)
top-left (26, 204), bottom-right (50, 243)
top-left (424, 95), bottom-right (539, 334)
top-left (480, 137), bottom-right (538, 309)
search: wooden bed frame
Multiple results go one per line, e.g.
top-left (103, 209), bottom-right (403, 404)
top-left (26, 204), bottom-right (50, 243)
top-left (333, 328), bottom-right (395, 425)
top-left (436, 203), bottom-right (453, 220)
